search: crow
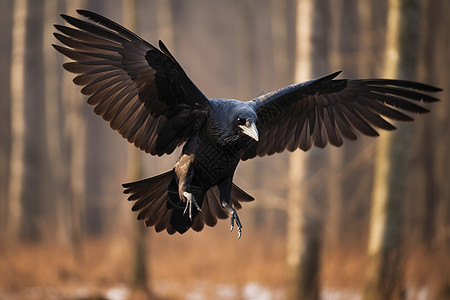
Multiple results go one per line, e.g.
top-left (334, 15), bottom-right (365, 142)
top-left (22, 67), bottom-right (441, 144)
top-left (53, 10), bottom-right (441, 239)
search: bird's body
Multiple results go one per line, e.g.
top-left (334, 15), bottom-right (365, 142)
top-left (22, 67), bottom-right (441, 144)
top-left (151, 98), bottom-right (258, 236)
top-left (54, 10), bottom-right (441, 238)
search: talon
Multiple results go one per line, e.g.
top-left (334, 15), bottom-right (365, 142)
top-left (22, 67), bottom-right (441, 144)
top-left (230, 212), bottom-right (235, 232)
top-left (222, 201), bottom-right (243, 239)
top-left (183, 191), bottom-right (202, 220)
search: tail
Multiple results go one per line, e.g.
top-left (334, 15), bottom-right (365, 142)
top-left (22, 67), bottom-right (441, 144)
top-left (123, 170), bottom-right (177, 234)
top-left (123, 171), bottom-right (255, 235)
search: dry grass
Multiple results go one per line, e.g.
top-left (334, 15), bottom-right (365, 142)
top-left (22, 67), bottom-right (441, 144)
top-left (148, 222), bottom-right (286, 286)
top-left (0, 221), bottom-right (446, 299)
top-left (0, 220), bottom-right (286, 299)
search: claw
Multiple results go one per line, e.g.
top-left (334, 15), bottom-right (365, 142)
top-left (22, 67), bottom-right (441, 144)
top-left (183, 191), bottom-right (202, 220)
top-left (230, 213), bottom-right (235, 232)
top-left (222, 201), bottom-right (242, 239)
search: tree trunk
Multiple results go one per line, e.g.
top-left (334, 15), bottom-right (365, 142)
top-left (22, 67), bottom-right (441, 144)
top-left (287, 152), bottom-right (320, 300)
top-left (123, 0), bottom-right (151, 296)
top-left (0, 0), bottom-right (13, 245)
top-left (129, 148), bottom-right (149, 295)
top-left (7, 0), bottom-right (27, 244)
top-left (269, 0), bottom-right (291, 234)
top-left (357, 0), bottom-right (374, 78)
top-left (427, 0), bottom-right (450, 297)
top-left (156, 0), bottom-right (174, 51)
top-left (270, 0), bottom-right (289, 85)
top-left (416, 0), bottom-right (440, 250)
top-left (363, 0), bottom-right (419, 299)
top-left (286, 3), bottom-right (313, 298)
top-left (24, 0), bottom-right (47, 242)
top-left (286, 0), bottom-right (328, 299)
top-left (44, 0), bottom-right (69, 244)
top-left (235, 0), bottom-right (265, 229)
top-left (64, 0), bottom-right (86, 261)
top-left (7, 0), bottom-right (47, 242)
top-left (326, 148), bottom-right (343, 247)
top-left (326, 0), bottom-right (344, 248)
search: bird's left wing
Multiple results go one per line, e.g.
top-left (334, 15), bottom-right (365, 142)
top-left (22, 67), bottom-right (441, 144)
top-left (53, 10), bottom-right (211, 156)
top-left (241, 71), bottom-right (441, 160)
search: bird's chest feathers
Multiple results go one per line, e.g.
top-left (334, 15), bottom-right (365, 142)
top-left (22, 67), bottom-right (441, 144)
top-left (194, 142), bottom-right (240, 181)
top-left (180, 137), bottom-right (240, 185)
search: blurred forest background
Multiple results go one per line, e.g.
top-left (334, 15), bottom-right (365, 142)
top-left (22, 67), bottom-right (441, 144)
top-left (0, 0), bottom-right (449, 299)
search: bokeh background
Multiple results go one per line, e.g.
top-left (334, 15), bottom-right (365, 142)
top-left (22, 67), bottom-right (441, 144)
top-left (0, 0), bottom-right (448, 299)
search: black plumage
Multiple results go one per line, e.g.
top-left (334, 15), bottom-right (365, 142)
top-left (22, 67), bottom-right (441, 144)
top-left (54, 10), bottom-right (441, 238)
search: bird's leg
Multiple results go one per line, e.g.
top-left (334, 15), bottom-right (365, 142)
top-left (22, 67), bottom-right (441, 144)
top-left (183, 191), bottom-right (202, 220)
top-left (218, 176), bottom-right (242, 239)
top-left (174, 154), bottom-right (202, 220)
top-left (222, 201), bottom-right (242, 239)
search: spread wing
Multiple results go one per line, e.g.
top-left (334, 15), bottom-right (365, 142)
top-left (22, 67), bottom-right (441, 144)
top-left (241, 71), bottom-right (441, 160)
top-left (53, 10), bottom-right (211, 156)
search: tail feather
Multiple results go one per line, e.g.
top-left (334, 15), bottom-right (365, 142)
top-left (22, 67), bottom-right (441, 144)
top-left (206, 186), bottom-right (229, 220)
top-left (230, 183), bottom-right (254, 209)
top-left (154, 209), bottom-right (172, 232)
top-left (123, 170), bottom-right (254, 235)
top-left (137, 192), bottom-right (166, 222)
top-left (191, 212), bottom-right (205, 232)
top-left (169, 206), bottom-right (192, 234)
top-left (143, 193), bottom-right (170, 226)
top-left (123, 170), bottom-right (175, 233)
top-left (202, 191), bottom-right (219, 227)
top-left (131, 181), bottom-right (168, 212)
top-left (167, 175), bottom-right (195, 234)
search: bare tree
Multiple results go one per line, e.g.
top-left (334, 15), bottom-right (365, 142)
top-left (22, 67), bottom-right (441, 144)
top-left (414, 0), bottom-right (445, 250)
top-left (44, 0), bottom-right (69, 244)
top-left (326, 0), bottom-right (344, 248)
top-left (156, 0), bottom-right (174, 51)
top-left (418, 1), bottom-right (450, 297)
top-left (286, 0), bottom-right (330, 298)
top-left (434, 1), bottom-right (450, 296)
top-left (364, 0), bottom-right (420, 298)
top-left (235, 0), bottom-right (265, 228)
top-left (270, 0), bottom-right (289, 85)
top-left (7, 0), bottom-right (27, 244)
top-left (63, 0), bottom-right (86, 260)
top-left (7, 0), bottom-right (48, 242)
top-left (23, 0), bottom-right (47, 241)
top-left (0, 0), bottom-right (13, 244)
top-left (122, 0), bottom-right (151, 296)
top-left (269, 0), bottom-right (291, 233)
top-left (357, 0), bottom-right (376, 78)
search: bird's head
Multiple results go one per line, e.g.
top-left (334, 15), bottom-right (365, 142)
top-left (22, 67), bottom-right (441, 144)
top-left (235, 115), bottom-right (259, 142)
top-left (209, 99), bottom-right (259, 144)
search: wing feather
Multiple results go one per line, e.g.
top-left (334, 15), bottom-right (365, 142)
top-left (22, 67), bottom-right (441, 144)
top-left (54, 10), bottom-right (211, 156)
top-left (242, 72), bottom-right (440, 160)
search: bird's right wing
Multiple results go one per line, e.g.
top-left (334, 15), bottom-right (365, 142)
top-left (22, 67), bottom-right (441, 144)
top-left (53, 10), bottom-right (211, 156)
top-left (241, 71), bottom-right (441, 160)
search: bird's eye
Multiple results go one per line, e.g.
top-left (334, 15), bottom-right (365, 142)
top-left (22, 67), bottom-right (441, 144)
top-left (237, 117), bottom-right (246, 125)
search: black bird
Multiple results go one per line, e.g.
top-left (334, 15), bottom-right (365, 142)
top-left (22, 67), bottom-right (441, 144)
top-left (53, 10), bottom-right (441, 239)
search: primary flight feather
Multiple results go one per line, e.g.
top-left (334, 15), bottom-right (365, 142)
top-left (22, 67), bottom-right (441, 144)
top-left (54, 10), bottom-right (441, 238)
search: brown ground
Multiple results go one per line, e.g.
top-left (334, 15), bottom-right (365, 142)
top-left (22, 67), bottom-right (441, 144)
top-left (0, 221), bottom-right (445, 299)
